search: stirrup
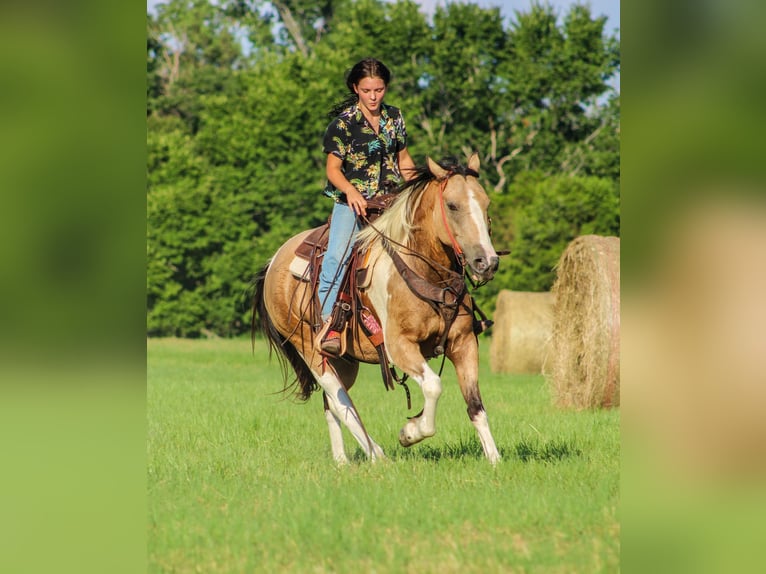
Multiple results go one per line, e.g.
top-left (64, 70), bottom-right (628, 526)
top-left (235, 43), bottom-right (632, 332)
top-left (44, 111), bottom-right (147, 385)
top-left (320, 330), bottom-right (342, 356)
top-left (315, 319), bottom-right (344, 357)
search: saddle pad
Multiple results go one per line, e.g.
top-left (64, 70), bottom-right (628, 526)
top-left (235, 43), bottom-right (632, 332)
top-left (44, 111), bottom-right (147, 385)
top-left (290, 224), bottom-right (329, 282)
top-left (289, 256), bottom-right (310, 281)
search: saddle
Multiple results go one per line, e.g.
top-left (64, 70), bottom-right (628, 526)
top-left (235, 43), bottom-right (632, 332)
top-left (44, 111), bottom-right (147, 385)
top-left (289, 193), bottom-right (410, 400)
top-left (290, 195), bottom-right (394, 331)
top-left (291, 193), bottom-right (396, 285)
top-left (290, 192), bottom-right (491, 405)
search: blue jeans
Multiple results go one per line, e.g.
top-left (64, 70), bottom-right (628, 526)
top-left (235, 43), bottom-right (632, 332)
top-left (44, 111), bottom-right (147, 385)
top-left (317, 202), bottom-right (362, 321)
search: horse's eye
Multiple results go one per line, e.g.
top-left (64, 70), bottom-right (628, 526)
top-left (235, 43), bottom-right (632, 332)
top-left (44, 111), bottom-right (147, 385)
top-left (447, 202), bottom-right (458, 212)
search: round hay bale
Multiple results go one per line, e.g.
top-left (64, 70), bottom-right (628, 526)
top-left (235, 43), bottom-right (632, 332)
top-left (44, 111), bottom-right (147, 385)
top-left (490, 290), bottom-right (555, 374)
top-left (548, 235), bottom-right (620, 409)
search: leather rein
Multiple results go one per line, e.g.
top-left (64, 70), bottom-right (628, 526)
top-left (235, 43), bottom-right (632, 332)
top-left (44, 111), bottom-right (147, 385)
top-left (365, 174), bottom-right (474, 359)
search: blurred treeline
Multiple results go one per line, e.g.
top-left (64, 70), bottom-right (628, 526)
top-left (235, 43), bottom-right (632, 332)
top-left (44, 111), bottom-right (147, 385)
top-left (147, 0), bottom-right (620, 337)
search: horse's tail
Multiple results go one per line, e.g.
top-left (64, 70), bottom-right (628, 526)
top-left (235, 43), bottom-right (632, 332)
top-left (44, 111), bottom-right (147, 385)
top-left (252, 262), bottom-right (318, 401)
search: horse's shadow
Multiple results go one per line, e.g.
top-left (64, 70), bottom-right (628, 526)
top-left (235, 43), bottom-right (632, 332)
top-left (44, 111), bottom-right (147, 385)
top-left (349, 436), bottom-right (583, 463)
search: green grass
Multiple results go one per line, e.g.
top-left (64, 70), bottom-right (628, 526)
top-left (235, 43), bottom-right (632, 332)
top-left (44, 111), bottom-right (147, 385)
top-left (148, 337), bottom-right (619, 573)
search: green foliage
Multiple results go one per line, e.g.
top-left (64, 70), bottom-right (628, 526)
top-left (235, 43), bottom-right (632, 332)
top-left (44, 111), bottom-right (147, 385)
top-left (506, 174), bottom-right (620, 292)
top-left (473, 171), bottom-right (619, 316)
top-left (147, 0), bottom-right (620, 336)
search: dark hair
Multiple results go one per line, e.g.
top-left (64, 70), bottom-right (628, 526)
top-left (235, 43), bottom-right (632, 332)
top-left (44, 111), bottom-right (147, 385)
top-left (328, 58), bottom-right (392, 118)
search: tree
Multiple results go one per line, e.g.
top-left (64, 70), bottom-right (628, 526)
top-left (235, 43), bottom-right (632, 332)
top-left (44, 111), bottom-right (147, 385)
top-left (507, 174), bottom-right (619, 291)
top-left (146, 0), bottom-right (620, 336)
top-left (148, 0), bottom-right (245, 130)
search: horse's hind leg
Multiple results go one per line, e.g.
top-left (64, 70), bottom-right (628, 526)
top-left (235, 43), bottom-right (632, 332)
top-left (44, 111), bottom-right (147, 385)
top-left (323, 392), bottom-right (347, 463)
top-left (315, 359), bottom-right (385, 462)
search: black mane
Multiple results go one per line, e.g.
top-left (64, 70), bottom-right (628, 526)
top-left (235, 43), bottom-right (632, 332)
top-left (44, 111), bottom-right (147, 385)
top-left (396, 158), bottom-right (479, 194)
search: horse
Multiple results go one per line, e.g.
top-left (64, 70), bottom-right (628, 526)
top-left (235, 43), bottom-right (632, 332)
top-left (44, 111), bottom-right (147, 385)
top-left (252, 153), bottom-right (501, 464)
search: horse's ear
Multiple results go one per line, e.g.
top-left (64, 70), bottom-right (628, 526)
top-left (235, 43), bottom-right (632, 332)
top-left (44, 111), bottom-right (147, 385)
top-left (427, 156), bottom-right (449, 179)
top-left (468, 152), bottom-right (480, 173)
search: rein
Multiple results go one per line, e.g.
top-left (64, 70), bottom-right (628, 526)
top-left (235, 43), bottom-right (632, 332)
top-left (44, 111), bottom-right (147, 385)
top-left (347, 169), bottom-right (495, 408)
top-left (362, 173), bottom-right (478, 359)
top-left (381, 239), bottom-right (466, 358)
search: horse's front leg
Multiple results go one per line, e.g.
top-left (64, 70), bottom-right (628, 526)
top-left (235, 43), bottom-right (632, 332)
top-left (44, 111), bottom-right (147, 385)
top-left (449, 335), bottom-right (501, 464)
top-left (388, 343), bottom-right (443, 447)
top-left (398, 361), bottom-right (443, 447)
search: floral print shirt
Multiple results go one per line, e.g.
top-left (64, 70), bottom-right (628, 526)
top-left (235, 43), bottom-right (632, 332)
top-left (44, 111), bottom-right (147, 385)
top-left (322, 103), bottom-right (408, 200)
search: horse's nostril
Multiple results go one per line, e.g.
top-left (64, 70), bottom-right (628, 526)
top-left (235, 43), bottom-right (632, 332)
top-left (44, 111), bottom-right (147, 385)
top-left (473, 257), bottom-right (488, 272)
top-left (472, 255), bottom-right (498, 276)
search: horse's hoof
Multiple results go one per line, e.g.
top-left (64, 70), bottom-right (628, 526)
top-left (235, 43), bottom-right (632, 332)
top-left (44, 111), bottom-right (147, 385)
top-left (398, 428), bottom-right (416, 447)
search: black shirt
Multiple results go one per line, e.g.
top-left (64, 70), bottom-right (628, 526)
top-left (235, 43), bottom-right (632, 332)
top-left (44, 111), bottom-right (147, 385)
top-left (322, 103), bottom-right (409, 200)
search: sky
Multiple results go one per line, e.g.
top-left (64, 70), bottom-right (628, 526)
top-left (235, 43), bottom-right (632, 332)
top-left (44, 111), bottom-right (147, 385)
top-left (147, 0), bottom-right (620, 32)
top-left (413, 0), bottom-right (619, 31)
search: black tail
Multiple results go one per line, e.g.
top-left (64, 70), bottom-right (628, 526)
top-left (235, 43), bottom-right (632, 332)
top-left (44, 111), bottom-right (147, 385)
top-left (252, 263), bottom-right (318, 401)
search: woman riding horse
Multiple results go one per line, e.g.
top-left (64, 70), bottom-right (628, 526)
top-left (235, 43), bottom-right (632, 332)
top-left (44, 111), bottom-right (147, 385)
top-left (253, 153), bottom-right (501, 464)
top-left (317, 57), bottom-right (416, 355)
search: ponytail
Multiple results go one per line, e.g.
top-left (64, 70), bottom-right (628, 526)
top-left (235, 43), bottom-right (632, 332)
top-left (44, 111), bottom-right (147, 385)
top-left (328, 93), bottom-right (358, 119)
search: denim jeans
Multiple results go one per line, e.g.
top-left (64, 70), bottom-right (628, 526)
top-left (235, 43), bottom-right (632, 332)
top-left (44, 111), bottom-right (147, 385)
top-left (317, 201), bottom-right (362, 321)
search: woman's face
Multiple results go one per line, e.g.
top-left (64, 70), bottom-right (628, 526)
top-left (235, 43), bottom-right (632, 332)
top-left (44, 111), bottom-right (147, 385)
top-left (354, 76), bottom-right (387, 115)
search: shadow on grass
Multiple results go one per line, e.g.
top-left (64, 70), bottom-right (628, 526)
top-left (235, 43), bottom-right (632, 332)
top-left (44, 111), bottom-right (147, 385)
top-left (513, 437), bottom-right (583, 463)
top-left (350, 435), bottom-right (583, 463)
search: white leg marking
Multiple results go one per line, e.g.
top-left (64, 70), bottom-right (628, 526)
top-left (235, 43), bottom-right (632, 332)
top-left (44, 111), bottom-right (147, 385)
top-left (324, 407), bottom-right (348, 464)
top-left (472, 409), bottom-right (501, 464)
top-left (399, 362), bottom-right (442, 446)
top-left (316, 370), bottom-right (385, 461)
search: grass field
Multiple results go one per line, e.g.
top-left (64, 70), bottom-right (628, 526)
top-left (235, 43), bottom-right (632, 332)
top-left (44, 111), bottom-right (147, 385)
top-left (148, 337), bottom-right (619, 573)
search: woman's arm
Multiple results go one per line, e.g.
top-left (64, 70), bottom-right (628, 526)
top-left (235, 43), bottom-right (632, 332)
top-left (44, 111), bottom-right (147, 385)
top-left (326, 153), bottom-right (367, 216)
top-left (398, 148), bottom-right (417, 181)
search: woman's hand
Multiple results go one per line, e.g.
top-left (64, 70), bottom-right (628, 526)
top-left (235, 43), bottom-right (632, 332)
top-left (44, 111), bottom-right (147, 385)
top-left (345, 188), bottom-right (367, 217)
top-left (326, 153), bottom-right (367, 217)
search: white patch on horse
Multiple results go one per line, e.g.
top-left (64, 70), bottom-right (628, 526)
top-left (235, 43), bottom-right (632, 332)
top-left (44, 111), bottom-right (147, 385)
top-left (471, 409), bottom-right (501, 464)
top-left (467, 188), bottom-right (494, 255)
top-left (313, 368), bottom-right (385, 461)
top-left (365, 255), bottom-right (395, 359)
top-left (399, 361), bottom-right (442, 445)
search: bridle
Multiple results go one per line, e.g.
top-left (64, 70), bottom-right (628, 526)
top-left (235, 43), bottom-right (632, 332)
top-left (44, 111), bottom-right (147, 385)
top-left (435, 171), bottom-right (496, 289)
top-left (348, 169), bottom-right (498, 410)
top-left (362, 171), bottom-right (492, 355)
top-left (436, 174), bottom-right (467, 270)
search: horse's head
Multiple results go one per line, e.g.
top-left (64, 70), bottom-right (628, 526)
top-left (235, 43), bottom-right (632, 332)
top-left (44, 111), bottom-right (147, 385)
top-left (427, 154), bottom-right (499, 282)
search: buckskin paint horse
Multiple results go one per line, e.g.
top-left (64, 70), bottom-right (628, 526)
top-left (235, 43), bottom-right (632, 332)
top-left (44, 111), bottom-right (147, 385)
top-left (253, 154), bottom-right (501, 463)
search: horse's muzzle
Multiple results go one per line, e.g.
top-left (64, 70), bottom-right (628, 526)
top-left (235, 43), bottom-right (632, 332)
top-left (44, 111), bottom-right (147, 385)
top-left (470, 254), bottom-right (499, 280)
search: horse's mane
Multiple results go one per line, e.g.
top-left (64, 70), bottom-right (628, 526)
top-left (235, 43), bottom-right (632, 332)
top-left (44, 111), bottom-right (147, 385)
top-left (356, 158), bottom-right (478, 251)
